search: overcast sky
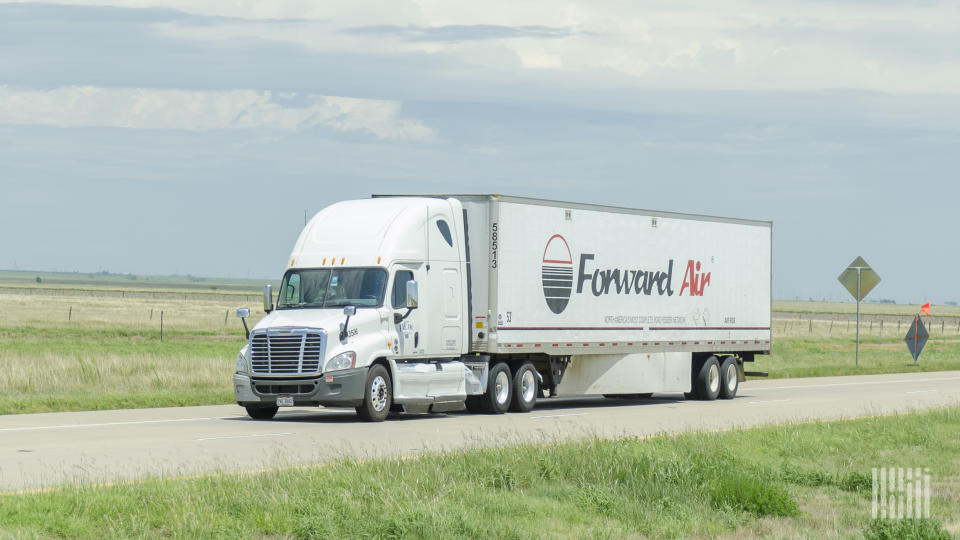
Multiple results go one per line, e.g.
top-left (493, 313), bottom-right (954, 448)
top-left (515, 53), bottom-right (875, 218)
top-left (1, 0), bottom-right (958, 303)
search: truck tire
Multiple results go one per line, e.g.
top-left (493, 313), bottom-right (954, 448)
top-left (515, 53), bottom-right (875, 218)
top-left (718, 356), bottom-right (739, 399)
top-left (245, 405), bottom-right (278, 420)
top-left (510, 362), bottom-right (538, 413)
top-left (478, 362), bottom-right (512, 414)
top-left (356, 364), bottom-right (392, 422)
top-left (693, 355), bottom-right (721, 401)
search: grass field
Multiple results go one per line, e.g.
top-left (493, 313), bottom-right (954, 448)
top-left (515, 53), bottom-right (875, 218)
top-left (1, 273), bottom-right (959, 414)
top-left (2, 407), bottom-right (957, 538)
top-left (0, 284), bottom-right (262, 414)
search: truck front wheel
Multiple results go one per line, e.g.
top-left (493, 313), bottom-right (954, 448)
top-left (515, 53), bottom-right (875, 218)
top-left (356, 364), bottom-right (392, 422)
top-left (245, 405), bottom-right (278, 420)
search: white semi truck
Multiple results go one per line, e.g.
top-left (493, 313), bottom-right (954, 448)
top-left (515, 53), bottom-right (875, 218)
top-left (233, 195), bottom-right (771, 421)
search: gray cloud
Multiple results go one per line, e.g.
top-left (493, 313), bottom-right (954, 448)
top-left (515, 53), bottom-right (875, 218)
top-left (342, 24), bottom-right (579, 42)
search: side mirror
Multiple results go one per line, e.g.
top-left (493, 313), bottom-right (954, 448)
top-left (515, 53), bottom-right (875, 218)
top-left (339, 305), bottom-right (356, 342)
top-left (405, 280), bottom-right (419, 309)
top-left (236, 307), bottom-right (250, 339)
top-left (263, 284), bottom-right (273, 313)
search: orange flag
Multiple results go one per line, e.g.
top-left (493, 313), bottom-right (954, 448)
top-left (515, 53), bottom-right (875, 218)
top-left (921, 302), bottom-right (931, 316)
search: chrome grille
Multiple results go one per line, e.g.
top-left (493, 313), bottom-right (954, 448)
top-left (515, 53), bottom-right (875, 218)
top-left (250, 328), bottom-right (326, 375)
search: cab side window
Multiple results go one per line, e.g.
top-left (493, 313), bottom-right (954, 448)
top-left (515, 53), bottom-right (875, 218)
top-left (392, 271), bottom-right (414, 309)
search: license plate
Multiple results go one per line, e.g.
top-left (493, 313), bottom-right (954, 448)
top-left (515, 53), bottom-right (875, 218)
top-left (277, 396), bottom-right (294, 407)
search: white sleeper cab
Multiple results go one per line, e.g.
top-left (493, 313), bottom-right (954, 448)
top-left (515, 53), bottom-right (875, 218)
top-left (233, 195), bottom-right (772, 421)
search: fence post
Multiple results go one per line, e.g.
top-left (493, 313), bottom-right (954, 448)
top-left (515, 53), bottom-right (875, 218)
top-left (68, 306), bottom-right (72, 321)
top-left (160, 311), bottom-right (164, 342)
top-left (829, 320), bottom-right (834, 335)
top-left (224, 310), bottom-right (228, 325)
top-left (150, 309), bottom-right (153, 321)
top-left (879, 320), bottom-right (883, 344)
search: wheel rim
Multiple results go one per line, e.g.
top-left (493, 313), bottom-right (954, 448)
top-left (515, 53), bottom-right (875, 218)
top-left (708, 363), bottom-right (720, 394)
top-left (494, 370), bottom-right (510, 405)
top-left (725, 363), bottom-right (737, 391)
top-left (370, 375), bottom-right (388, 412)
top-left (520, 369), bottom-right (536, 403)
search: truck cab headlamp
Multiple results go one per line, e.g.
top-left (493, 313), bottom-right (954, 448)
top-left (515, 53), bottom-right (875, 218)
top-left (325, 351), bottom-right (356, 372)
top-left (235, 346), bottom-right (249, 374)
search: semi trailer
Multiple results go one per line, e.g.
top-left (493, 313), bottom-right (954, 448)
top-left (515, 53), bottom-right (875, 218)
top-left (233, 195), bottom-right (771, 421)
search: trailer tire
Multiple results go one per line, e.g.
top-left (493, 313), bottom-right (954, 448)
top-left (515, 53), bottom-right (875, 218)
top-left (479, 362), bottom-right (512, 414)
top-left (356, 364), bottom-right (392, 422)
top-left (510, 362), bottom-right (537, 413)
top-left (718, 356), bottom-right (739, 399)
top-left (245, 405), bottom-right (278, 420)
top-left (693, 355), bottom-right (721, 401)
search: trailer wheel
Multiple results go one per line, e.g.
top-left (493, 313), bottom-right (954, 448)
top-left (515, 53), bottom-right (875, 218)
top-left (479, 362), bottom-right (512, 414)
top-left (356, 364), bottom-right (392, 422)
top-left (718, 356), bottom-right (739, 399)
top-left (510, 362), bottom-right (538, 413)
top-left (245, 405), bottom-right (278, 420)
top-left (693, 356), bottom-right (721, 401)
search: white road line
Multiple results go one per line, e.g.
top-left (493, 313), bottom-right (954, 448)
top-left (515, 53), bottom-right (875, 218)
top-left (747, 399), bottom-right (791, 405)
top-left (905, 389), bottom-right (938, 395)
top-left (752, 376), bottom-right (960, 391)
top-left (0, 417), bottom-right (227, 433)
top-left (196, 433), bottom-right (293, 442)
top-left (530, 413), bottom-right (589, 419)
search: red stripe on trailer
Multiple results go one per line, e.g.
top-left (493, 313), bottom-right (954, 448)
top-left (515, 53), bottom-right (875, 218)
top-left (642, 342), bottom-right (649, 346)
top-left (552, 343), bottom-right (558, 347)
top-left (612, 342), bottom-right (618, 346)
top-left (599, 343), bottom-right (605, 347)
top-left (566, 343), bottom-right (573, 347)
top-left (681, 341), bottom-right (687, 345)
top-left (627, 342), bottom-right (633, 346)
top-left (694, 341), bottom-right (700, 345)
top-left (583, 343), bottom-right (589, 347)
top-left (534, 344), bottom-right (541, 348)
top-left (654, 342), bottom-right (660, 346)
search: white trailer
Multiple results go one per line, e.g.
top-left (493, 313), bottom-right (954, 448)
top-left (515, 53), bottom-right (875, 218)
top-left (233, 195), bottom-right (771, 421)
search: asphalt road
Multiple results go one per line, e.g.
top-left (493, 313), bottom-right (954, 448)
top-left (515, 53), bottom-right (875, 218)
top-left (2, 370), bottom-right (959, 493)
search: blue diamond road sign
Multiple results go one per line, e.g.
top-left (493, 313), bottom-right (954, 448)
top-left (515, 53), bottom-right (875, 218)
top-left (904, 315), bottom-right (929, 362)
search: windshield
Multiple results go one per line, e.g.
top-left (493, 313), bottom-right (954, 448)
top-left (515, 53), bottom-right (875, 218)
top-left (277, 268), bottom-right (387, 309)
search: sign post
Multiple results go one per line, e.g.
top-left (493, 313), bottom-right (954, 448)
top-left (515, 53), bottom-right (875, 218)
top-left (837, 257), bottom-right (881, 366)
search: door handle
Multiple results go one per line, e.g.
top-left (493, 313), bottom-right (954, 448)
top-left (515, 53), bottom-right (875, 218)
top-left (414, 331), bottom-right (419, 348)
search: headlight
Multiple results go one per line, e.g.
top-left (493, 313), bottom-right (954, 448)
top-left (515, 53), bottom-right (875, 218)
top-left (325, 351), bottom-right (356, 372)
top-left (235, 346), bottom-right (249, 374)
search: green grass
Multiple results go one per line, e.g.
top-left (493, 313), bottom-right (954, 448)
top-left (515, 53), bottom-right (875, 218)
top-left (758, 335), bottom-right (960, 379)
top-left (0, 326), bottom-right (242, 414)
top-left (3, 407), bottom-right (959, 538)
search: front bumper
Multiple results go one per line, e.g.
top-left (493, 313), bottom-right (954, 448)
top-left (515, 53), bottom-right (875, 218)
top-left (234, 367), bottom-right (367, 408)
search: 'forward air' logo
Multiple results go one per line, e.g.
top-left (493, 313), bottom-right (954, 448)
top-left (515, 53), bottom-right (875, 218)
top-left (542, 234), bottom-right (573, 314)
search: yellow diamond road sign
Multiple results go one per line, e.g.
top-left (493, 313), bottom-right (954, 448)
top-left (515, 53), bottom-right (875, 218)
top-left (837, 256), bottom-right (881, 301)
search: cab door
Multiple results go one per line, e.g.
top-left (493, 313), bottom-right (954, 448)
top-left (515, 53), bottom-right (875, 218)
top-left (390, 263), bottom-right (423, 357)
